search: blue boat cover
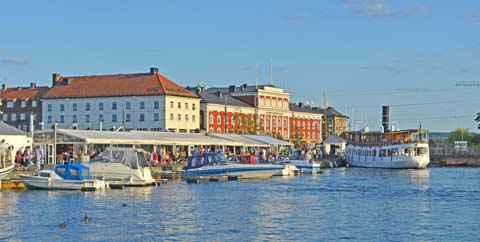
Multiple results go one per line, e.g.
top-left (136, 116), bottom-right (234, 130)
top-left (186, 152), bottom-right (228, 169)
top-left (54, 163), bottom-right (91, 180)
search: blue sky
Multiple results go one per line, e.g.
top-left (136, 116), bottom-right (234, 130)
top-left (1, 0), bottom-right (479, 132)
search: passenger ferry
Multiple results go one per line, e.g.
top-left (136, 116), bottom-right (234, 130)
top-left (342, 106), bottom-right (430, 169)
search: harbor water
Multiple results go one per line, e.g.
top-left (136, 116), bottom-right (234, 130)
top-left (1, 167), bottom-right (479, 241)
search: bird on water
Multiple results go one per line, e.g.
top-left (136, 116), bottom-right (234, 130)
top-left (83, 214), bottom-right (90, 222)
top-left (59, 221), bottom-right (67, 228)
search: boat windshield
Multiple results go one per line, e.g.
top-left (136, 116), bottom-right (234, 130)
top-left (187, 152), bottom-right (228, 169)
top-left (91, 148), bottom-right (149, 169)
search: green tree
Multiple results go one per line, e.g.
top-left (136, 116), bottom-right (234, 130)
top-left (471, 133), bottom-right (480, 145)
top-left (476, 112), bottom-right (480, 129)
top-left (447, 128), bottom-right (472, 143)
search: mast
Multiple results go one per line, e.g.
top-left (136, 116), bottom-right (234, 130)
top-left (323, 93), bottom-right (328, 140)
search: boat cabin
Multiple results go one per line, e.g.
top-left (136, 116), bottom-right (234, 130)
top-left (186, 152), bottom-right (229, 169)
top-left (342, 129), bottom-right (429, 147)
top-left (39, 163), bottom-right (91, 180)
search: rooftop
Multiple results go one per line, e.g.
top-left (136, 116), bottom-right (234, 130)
top-left (44, 68), bottom-right (199, 99)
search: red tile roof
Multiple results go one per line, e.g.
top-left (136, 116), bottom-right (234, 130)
top-left (0, 86), bottom-right (49, 101)
top-left (44, 71), bottom-right (199, 99)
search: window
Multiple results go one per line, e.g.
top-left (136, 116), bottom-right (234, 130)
top-left (21, 101), bottom-right (26, 108)
top-left (210, 115), bottom-right (214, 124)
top-left (20, 113), bottom-right (26, 120)
top-left (178, 102), bottom-right (181, 109)
top-left (60, 115), bottom-right (65, 123)
top-left (185, 114), bottom-right (189, 121)
top-left (2, 114), bottom-right (8, 121)
top-left (170, 113), bottom-right (174, 120)
top-left (170, 101), bottom-right (174, 108)
top-left (99, 102), bottom-right (103, 111)
top-left (47, 115), bottom-right (52, 123)
top-left (192, 103), bottom-right (196, 110)
top-left (217, 116), bottom-right (221, 124)
top-left (154, 101), bottom-right (159, 109)
top-left (140, 113), bottom-right (145, 121)
top-left (112, 102), bottom-right (117, 110)
top-left (272, 117), bottom-right (276, 127)
top-left (225, 117), bottom-right (228, 124)
top-left (112, 114), bottom-right (117, 122)
top-left (47, 104), bottom-right (52, 112)
top-left (231, 116), bottom-right (235, 125)
top-left (217, 128), bottom-right (221, 133)
top-left (126, 113), bottom-right (131, 122)
top-left (32, 100), bottom-right (38, 107)
top-left (126, 101), bottom-right (131, 110)
top-left (72, 115), bottom-right (77, 123)
top-left (11, 114), bottom-right (17, 121)
top-left (140, 101), bottom-right (145, 110)
top-left (154, 113), bottom-right (159, 121)
top-left (99, 114), bottom-right (104, 122)
top-left (73, 103), bottom-right (77, 111)
top-left (178, 114), bottom-right (181, 121)
top-left (60, 104), bottom-right (65, 111)
top-left (185, 103), bottom-right (188, 110)
top-left (192, 115), bottom-right (196, 122)
top-left (86, 103), bottom-right (90, 111)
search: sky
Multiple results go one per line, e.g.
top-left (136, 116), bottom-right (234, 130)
top-left (1, 0), bottom-right (479, 132)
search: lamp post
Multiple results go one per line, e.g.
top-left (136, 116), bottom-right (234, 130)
top-left (54, 122), bottom-right (58, 165)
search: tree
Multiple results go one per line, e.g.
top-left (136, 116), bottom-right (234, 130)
top-left (447, 128), bottom-right (472, 143)
top-left (476, 112), bottom-right (480, 129)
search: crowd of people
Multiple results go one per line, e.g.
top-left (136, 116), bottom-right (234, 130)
top-left (145, 147), bottom-right (188, 166)
top-left (0, 139), bottom-right (45, 171)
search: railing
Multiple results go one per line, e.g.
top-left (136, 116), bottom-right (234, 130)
top-left (430, 144), bottom-right (480, 157)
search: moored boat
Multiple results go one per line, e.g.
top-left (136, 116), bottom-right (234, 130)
top-left (0, 163), bottom-right (15, 180)
top-left (342, 106), bottom-right (430, 169)
top-left (288, 160), bottom-right (321, 174)
top-left (85, 147), bottom-right (156, 186)
top-left (184, 152), bottom-right (283, 179)
top-left (19, 163), bottom-right (104, 190)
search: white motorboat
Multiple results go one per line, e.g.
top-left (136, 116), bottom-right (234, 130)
top-left (184, 153), bottom-right (283, 179)
top-left (279, 163), bottom-right (300, 176)
top-left (86, 148), bottom-right (156, 186)
top-left (19, 163), bottom-right (104, 190)
top-left (288, 160), bottom-right (321, 174)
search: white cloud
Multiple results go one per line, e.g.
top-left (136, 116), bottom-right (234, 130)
top-left (1, 57), bottom-right (28, 65)
top-left (341, 0), bottom-right (429, 18)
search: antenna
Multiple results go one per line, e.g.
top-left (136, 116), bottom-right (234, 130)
top-left (255, 64), bottom-right (259, 89)
top-left (269, 58), bottom-right (273, 85)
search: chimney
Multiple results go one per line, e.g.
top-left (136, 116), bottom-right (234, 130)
top-left (150, 67), bottom-right (158, 75)
top-left (63, 77), bottom-right (73, 85)
top-left (240, 83), bottom-right (247, 91)
top-left (52, 73), bottom-right (61, 86)
top-left (228, 85), bottom-right (235, 93)
top-left (382, 106), bottom-right (389, 133)
top-left (217, 91), bottom-right (222, 98)
top-left (29, 82), bottom-right (36, 88)
top-left (1, 84), bottom-right (8, 90)
top-left (299, 102), bottom-right (303, 108)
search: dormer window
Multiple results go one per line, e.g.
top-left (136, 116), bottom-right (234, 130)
top-left (21, 101), bottom-right (27, 108)
top-left (6, 101), bottom-right (14, 108)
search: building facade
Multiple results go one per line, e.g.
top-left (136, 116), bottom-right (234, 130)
top-left (42, 68), bottom-right (200, 133)
top-left (193, 84), bottom-right (324, 144)
top-left (0, 83), bottom-right (49, 132)
top-left (323, 107), bottom-right (348, 138)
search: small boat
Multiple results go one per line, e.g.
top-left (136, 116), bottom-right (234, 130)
top-left (184, 152), bottom-right (283, 179)
top-left (278, 162), bottom-right (300, 176)
top-left (0, 163), bottom-right (15, 180)
top-left (234, 155), bottom-right (299, 176)
top-left (288, 160), bottom-right (321, 174)
top-left (19, 163), bottom-right (104, 190)
top-left (86, 147), bottom-right (156, 186)
top-left (444, 161), bottom-right (467, 167)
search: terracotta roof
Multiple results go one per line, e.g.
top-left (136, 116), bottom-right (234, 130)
top-left (0, 86), bottom-right (49, 101)
top-left (44, 71), bottom-right (199, 99)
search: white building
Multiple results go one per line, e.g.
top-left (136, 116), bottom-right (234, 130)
top-left (42, 68), bottom-right (200, 133)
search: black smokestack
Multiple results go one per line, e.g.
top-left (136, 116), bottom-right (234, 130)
top-left (382, 106), bottom-right (389, 133)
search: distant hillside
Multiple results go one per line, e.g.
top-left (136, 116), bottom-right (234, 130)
top-left (430, 132), bottom-right (450, 142)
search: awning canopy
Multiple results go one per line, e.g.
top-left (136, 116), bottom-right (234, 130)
top-left (36, 129), bottom-right (243, 146)
top-left (208, 133), bottom-right (270, 147)
top-left (324, 135), bottom-right (346, 144)
top-left (243, 135), bottom-right (293, 146)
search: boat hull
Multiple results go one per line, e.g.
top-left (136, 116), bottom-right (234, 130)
top-left (184, 164), bottom-right (283, 179)
top-left (20, 174), bottom-right (85, 190)
top-left (85, 163), bottom-right (155, 186)
top-left (0, 164), bottom-right (15, 180)
top-left (346, 143), bottom-right (430, 169)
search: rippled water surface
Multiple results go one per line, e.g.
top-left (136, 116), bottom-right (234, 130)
top-left (1, 167), bottom-right (479, 241)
